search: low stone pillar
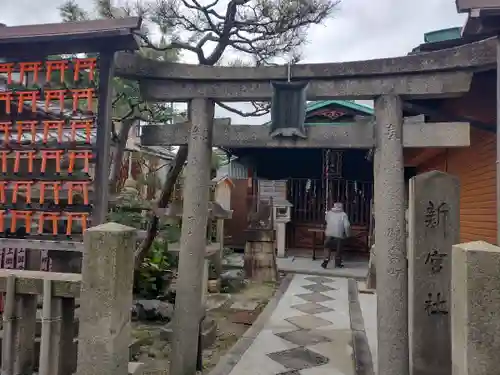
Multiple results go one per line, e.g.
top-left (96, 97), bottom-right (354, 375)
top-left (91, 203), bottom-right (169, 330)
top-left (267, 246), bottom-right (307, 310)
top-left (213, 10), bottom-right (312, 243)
top-left (451, 241), bottom-right (500, 375)
top-left (275, 222), bottom-right (286, 258)
top-left (244, 228), bottom-right (277, 282)
top-left (76, 222), bottom-right (136, 375)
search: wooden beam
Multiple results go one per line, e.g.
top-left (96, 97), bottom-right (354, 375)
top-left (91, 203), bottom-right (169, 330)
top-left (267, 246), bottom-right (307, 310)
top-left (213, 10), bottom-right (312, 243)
top-left (141, 121), bottom-right (470, 149)
top-left (456, 0), bottom-right (500, 12)
top-left (93, 51), bottom-right (115, 226)
top-left (403, 102), bottom-right (496, 133)
top-left (139, 71), bottom-right (473, 101)
top-left (0, 270), bottom-right (81, 298)
top-left (405, 148), bottom-right (445, 166)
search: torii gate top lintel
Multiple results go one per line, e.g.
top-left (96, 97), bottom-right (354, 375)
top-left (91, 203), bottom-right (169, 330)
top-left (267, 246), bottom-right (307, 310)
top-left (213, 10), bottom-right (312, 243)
top-left (114, 37), bottom-right (495, 101)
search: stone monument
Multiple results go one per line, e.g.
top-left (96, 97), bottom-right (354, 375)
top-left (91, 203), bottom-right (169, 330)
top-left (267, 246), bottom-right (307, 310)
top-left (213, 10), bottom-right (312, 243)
top-left (408, 171), bottom-right (459, 375)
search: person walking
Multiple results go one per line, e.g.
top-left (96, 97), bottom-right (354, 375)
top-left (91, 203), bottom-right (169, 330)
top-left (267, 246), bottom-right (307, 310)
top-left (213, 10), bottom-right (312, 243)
top-left (322, 202), bottom-right (351, 269)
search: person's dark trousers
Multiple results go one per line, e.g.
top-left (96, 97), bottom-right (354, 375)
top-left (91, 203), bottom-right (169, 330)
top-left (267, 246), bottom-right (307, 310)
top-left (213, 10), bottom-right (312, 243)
top-left (321, 236), bottom-right (344, 268)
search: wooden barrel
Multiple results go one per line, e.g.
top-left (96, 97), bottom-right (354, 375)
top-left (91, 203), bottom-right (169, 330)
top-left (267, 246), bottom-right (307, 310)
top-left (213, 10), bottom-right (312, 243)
top-left (243, 228), bottom-right (277, 282)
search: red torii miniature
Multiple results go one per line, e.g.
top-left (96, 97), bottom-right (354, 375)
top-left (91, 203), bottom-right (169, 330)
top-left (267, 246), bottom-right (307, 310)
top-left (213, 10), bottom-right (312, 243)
top-left (38, 212), bottom-right (60, 235)
top-left (14, 150), bottom-right (35, 174)
top-left (16, 120), bottom-right (38, 144)
top-left (0, 151), bottom-right (8, 173)
top-left (12, 181), bottom-right (34, 204)
top-left (44, 89), bottom-right (67, 112)
top-left (0, 182), bottom-right (6, 204)
top-left (67, 181), bottom-right (90, 205)
top-left (10, 210), bottom-right (33, 234)
top-left (42, 120), bottom-right (65, 144)
top-left (70, 88), bottom-right (94, 113)
top-left (18, 62), bottom-right (42, 85)
top-left (68, 150), bottom-right (93, 173)
top-left (40, 150), bottom-right (63, 174)
top-left (17, 90), bottom-right (40, 113)
top-left (39, 181), bottom-right (62, 205)
top-left (0, 122), bottom-right (12, 145)
top-left (45, 60), bottom-right (69, 83)
top-left (0, 210), bottom-right (5, 232)
top-left (73, 58), bottom-right (97, 82)
top-left (65, 212), bottom-right (89, 236)
top-left (70, 120), bottom-right (93, 143)
top-left (0, 63), bottom-right (14, 84)
top-left (0, 92), bottom-right (13, 114)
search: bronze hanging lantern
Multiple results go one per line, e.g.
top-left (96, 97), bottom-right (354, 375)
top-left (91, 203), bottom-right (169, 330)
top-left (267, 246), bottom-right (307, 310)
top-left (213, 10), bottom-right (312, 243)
top-left (269, 63), bottom-right (308, 139)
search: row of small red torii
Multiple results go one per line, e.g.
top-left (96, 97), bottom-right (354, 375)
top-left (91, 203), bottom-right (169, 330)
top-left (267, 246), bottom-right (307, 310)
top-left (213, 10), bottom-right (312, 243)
top-left (0, 58), bottom-right (97, 84)
top-left (0, 58), bottom-right (97, 114)
top-left (1, 119), bottom-right (93, 144)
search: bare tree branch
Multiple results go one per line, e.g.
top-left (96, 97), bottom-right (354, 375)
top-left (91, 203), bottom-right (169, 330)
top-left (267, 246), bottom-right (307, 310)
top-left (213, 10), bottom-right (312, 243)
top-left (216, 101), bottom-right (270, 117)
top-left (133, 0), bottom-right (338, 115)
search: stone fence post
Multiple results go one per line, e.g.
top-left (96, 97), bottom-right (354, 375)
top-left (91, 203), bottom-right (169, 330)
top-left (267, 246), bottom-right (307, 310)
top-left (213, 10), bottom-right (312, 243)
top-left (451, 241), bottom-right (500, 375)
top-left (76, 222), bottom-right (136, 375)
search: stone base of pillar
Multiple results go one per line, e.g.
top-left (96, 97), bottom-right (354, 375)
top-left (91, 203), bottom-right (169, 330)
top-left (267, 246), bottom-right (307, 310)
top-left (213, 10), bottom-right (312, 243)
top-left (244, 229), bottom-right (278, 282)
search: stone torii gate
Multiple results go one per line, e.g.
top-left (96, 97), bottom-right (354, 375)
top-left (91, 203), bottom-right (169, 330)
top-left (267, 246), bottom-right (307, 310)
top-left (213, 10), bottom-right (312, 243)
top-left (115, 37), bottom-right (496, 375)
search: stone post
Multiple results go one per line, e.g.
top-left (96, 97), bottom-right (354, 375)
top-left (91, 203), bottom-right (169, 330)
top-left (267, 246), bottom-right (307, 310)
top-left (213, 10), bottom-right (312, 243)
top-left (374, 94), bottom-right (408, 375)
top-left (408, 171), bottom-right (459, 375)
top-left (76, 222), bottom-right (136, 375)
top-left (170, 98), bottom-right (214, 375)
top-left (276, 222), bottom-right (286, 258)
top-left (451, 241), bottom-right (500, 375)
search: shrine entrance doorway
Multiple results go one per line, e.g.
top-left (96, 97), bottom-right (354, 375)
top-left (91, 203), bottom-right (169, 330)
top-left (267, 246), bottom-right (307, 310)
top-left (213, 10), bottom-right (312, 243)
top-left (246, 146), bottom-right (374, 253)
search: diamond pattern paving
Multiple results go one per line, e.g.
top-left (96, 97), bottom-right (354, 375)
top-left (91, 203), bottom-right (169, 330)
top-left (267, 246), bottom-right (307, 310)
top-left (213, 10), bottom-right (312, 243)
top-left (302, 283), bottom-right (336, 293)
top-left (296, 292), bottom-right (333, 303)
top-left (291, 302), bottom-right (334, 314)
top-left (268, 347), bottom-right (329, 370)
top-left (276, 329), bottom-right (332, 346)
top-left (304, 276), bottom-right (336, 284)
top-left (285, 315), bottom-right (332, 330)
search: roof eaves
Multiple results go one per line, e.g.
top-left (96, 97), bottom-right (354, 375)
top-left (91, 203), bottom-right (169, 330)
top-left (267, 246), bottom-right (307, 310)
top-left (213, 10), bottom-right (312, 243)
top-left (306, 100), bottom-right (374, 115)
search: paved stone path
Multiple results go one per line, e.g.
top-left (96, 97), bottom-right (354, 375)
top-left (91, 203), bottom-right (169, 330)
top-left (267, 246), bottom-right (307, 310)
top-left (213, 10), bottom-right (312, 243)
top-left (226, 275), bottom-right (355, 375)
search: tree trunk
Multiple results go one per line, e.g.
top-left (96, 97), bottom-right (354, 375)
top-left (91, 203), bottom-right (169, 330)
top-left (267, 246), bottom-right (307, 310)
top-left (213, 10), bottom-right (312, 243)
top-left (109, 119), bottom-right (134, 194)
top-left (134, 145), bottom-right (188, 268)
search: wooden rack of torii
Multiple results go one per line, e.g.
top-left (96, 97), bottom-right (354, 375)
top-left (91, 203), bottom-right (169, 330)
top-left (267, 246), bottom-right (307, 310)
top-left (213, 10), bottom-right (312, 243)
top-left (0, 58), bottom-right (97, 245)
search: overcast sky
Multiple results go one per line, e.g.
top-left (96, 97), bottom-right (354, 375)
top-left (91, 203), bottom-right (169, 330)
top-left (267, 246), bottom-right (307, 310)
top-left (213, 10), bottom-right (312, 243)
top-left (2, 0), bottom-right (467, 124)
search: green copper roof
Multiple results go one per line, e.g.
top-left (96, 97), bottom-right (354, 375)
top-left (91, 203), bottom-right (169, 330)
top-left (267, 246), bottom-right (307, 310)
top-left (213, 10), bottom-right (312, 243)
top-left (262, 99), bottom-right (373, 127)
top-left (423, 27), bottom-right (462, 43)
top-left (306, 100), bottom-right (374, 115)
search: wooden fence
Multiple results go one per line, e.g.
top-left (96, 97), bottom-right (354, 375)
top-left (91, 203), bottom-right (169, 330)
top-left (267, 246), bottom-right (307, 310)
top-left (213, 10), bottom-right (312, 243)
top-left (0, 223), bottom-right (140, 375)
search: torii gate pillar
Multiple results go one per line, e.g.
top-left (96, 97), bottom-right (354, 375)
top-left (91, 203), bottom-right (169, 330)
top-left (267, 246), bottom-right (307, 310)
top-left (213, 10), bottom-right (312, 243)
top-left (374, 94), bottom-right (409, 375)
top-left (170, 98), bottom-right (215, 375)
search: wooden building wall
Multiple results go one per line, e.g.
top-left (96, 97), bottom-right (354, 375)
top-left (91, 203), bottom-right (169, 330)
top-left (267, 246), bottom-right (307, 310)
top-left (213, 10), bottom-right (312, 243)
top-left (410, 127), bottom-right (497, 245)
